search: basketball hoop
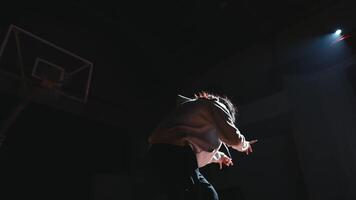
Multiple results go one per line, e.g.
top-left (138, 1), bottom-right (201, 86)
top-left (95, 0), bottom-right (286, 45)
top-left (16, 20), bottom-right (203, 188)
top-left (0, 25), bottom-right (94, 148)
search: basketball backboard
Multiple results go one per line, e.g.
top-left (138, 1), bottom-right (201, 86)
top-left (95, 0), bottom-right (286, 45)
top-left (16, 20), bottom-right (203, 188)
top-left (0, 25), bottom-right (93, 104)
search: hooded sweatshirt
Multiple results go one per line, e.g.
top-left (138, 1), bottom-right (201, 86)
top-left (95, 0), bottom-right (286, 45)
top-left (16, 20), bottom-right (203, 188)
top-left (148, 95), bottom-right (249, 167)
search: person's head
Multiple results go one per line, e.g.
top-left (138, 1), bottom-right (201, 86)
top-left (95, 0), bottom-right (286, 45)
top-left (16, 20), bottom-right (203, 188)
top-left (194, 91), bottom-right (238, 123)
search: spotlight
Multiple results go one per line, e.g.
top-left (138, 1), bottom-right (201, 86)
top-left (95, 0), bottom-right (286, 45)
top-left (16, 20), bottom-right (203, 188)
top-left (335, 29), bottom-right (342, 35)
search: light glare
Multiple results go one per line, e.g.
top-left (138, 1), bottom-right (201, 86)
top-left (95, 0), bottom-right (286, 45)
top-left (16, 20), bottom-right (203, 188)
top-left (335, 29), bottom-right (342, 35)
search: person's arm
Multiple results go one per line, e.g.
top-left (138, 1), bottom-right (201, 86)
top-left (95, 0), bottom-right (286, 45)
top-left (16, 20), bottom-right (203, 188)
top-left (210, 100), bottom-right (256, 153)
top-left (211, 151), bottom-right (233, 169)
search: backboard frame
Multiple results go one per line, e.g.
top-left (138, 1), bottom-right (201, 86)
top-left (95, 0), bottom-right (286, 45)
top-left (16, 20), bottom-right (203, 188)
top-left (0, 24), bottom-right (94, 103)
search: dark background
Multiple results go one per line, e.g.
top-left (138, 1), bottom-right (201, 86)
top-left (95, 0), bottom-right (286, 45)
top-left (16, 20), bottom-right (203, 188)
top-left (1, 1), bottom-right (356, 200)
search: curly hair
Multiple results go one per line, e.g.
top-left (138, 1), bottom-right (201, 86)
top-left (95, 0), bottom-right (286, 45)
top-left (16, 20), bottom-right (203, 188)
top-left (194, 91), bottom-right (238, 123)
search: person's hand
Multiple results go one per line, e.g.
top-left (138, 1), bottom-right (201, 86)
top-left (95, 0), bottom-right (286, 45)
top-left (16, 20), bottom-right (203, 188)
top-left (230, 139), bottom-right (258, 154)
top-left (212, 151), bottom-right (234, 170)
top-left (244, 140), bottom-right (258, 155)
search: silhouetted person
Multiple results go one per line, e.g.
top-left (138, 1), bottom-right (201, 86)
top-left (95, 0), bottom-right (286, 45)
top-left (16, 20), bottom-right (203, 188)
top-left (147, 91), bottom-right (257, 200)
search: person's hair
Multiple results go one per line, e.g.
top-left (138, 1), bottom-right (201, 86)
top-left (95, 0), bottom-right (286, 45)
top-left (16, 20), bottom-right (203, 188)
top-left (194, 91), bottom-right (238, 123)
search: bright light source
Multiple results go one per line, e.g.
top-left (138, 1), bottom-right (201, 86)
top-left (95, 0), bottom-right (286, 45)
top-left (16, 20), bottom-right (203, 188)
top-left (335, 29), bottom-right (342, 35)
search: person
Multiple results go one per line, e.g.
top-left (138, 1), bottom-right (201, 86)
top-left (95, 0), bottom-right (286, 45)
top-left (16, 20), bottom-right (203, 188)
top-left (146, 91), bottom-right (257, 200)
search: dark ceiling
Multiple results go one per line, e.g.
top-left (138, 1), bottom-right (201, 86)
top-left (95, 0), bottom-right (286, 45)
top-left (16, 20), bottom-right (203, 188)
top-left (0, 0), bottom-right (345, 126)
